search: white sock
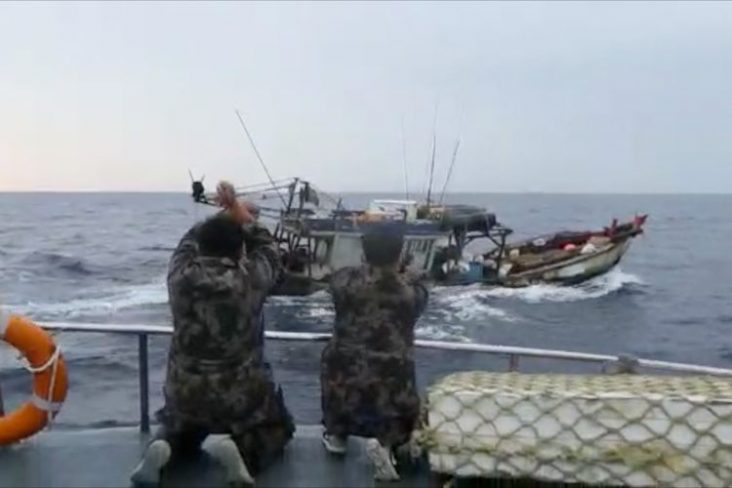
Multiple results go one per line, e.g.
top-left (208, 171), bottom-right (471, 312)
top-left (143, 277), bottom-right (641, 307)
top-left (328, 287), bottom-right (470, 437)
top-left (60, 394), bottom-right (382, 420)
top-left (365, 438), bottom-right (400, 481)
top-left (130, 439), bottom-right (172, 486)
top-left (202, 434), bottom-right (255, 486)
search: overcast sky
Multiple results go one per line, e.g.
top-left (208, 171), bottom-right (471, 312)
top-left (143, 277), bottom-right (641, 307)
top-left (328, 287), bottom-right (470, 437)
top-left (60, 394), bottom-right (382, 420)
top-left (1, 1), bottom-right (731, 193)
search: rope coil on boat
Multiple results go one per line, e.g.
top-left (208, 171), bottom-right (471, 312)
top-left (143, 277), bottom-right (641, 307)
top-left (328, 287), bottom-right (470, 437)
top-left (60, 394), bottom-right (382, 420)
top-left (0, 313), bottom-right (68, 446)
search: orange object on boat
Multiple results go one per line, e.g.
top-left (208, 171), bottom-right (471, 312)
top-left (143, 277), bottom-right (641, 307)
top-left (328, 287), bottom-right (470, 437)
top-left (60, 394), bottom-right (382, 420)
top-left (0, 313), bottom-right (68, 445)
top-left (357, 212), bottom-right (384, 222)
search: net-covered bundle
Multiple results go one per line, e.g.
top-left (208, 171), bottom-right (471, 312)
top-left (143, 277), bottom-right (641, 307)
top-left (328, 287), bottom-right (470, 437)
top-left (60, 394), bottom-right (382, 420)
top-left (422, 372), bottom-right (732, 487)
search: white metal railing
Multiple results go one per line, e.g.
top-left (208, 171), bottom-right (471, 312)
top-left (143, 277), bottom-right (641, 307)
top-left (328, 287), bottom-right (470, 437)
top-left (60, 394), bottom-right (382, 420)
top-left (36, 321), bottom-right (732, 433)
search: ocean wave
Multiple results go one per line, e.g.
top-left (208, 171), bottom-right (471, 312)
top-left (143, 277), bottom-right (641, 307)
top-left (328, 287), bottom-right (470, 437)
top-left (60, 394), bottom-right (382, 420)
top-left (669, 317), bottom-right (708, 326)
top-left (22, 251), bottom-right (96, 276)
top-left (9, 280), bottom-right (168, 319)
top-left (53, 420), bottom-right (143, 430)
top-left (0, 352), bottom-right (138, 376)
top-left (717, 314), bottom-right (732, 324)
top-left (270, 290), bottom-right (330, 307)
top-left (269, 280), bottom-right (517, 330)
top-left (0, 269), bottom-right (35, 283)
top-left (271, 286), bottom-right (517, 324)
top-left (289, 306), bottom-right (470, 342)
top-left (271, 287), bottom-right (475, 342)
top-left (297, 306), bottom-right (334, 320)
top-left (138, 245), bottom-right (176, 252)
top-left (429, 286), bottom-right (518, 322)
top-left (416, 323), bottom-right (470, 342)
top-left (481, 269), bottom-right (645, 303)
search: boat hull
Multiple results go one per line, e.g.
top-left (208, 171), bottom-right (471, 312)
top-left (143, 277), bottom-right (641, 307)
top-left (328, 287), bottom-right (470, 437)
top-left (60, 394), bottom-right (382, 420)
top-left (499, 237), bottom-right (632, 287)
top-left (273, 237), bottom-right (635, 295)
top-left (268, 212), bottom-right (646, 295)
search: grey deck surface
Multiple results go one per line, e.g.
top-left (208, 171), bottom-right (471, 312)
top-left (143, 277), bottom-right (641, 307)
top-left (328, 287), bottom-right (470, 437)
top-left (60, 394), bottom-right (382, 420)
top-left (0, 425), bottom-right (432, 488)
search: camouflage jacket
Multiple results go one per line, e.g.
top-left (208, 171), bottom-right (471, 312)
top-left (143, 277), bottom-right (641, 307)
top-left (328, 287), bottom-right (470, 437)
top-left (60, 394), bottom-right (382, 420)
top-left (320, 265), bottom-right (429, 443)
top-left (328, 265), bottom-right (428, 356)
top-left (166, 220), bottom-right (282, 366)
top-left (158, 219), bottom-right (294, 442)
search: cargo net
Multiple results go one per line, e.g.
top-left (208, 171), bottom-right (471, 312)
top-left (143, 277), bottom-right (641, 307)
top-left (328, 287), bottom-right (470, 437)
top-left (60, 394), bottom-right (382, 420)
top-left (419, 372), bottom-right (732, 487)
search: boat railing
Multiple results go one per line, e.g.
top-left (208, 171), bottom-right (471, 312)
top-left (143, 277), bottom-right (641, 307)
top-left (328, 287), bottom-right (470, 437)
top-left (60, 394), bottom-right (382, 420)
top-left (36, 321), bottom-right (732, 434)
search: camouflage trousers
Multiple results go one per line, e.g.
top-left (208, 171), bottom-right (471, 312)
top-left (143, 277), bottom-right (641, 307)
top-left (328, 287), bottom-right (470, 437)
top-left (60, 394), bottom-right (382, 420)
top-left (320, 342), bottom-right (420, 447)
top-left (156, 356), bottom-right (295, 475)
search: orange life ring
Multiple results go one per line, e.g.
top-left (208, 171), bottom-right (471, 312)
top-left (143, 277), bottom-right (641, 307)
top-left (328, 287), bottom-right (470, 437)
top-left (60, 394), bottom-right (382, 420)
top-left (0, 313), bottom-right (68, 445)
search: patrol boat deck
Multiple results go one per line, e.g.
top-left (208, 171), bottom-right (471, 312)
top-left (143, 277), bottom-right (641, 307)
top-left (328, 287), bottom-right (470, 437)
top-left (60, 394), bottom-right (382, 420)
top-left (2, 321), bottom-right (732, 487)
top-left (0, 425), bottom-right (431, 488)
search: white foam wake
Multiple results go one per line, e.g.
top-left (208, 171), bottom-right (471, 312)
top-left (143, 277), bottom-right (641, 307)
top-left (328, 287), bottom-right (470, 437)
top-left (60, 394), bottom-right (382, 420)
top-left (483, 268), bottom-right (644, 303)
top-left (270, 290), bottom-right (330, 307)
top-left (416, 323), bottom-right (471, 342)
top-left (9, 280), bottom-right (168, 319)
top-left (271, 289), bottom-right (473, 342)
top-left (429, 286), bottom-right (518, 323)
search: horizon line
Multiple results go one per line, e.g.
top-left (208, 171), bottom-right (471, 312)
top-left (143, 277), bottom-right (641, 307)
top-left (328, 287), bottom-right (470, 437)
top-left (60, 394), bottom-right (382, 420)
top-left (1, 189), bottom-right (732, 196)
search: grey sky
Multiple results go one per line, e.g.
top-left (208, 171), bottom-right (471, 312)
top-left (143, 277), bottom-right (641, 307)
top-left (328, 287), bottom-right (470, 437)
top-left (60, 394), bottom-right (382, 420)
top-left (1, 1), bottom-right (731, 193)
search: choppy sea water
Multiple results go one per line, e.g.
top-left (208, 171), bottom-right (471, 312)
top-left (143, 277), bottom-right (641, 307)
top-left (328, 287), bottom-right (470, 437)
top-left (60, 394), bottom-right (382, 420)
top-left (1, 192), bottom-right (731, 428)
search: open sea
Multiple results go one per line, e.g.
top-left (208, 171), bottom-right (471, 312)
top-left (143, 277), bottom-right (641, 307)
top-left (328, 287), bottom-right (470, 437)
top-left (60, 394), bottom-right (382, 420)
top-left (1, 192), bottom-right (731, 429)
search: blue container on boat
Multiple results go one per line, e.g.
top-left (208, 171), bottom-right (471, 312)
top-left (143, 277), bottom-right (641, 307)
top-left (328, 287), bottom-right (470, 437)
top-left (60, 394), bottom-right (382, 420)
top-left (466, 262), bottom-right (483, 283)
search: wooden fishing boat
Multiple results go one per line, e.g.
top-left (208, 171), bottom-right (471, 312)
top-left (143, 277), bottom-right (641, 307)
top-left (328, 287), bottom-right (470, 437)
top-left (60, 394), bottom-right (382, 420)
top-left (481, 215), bottom-right (648, 287)
top-left (189, 177), bottom-right (646, 294)
top-left (191, 178), bottom-right (472, 295)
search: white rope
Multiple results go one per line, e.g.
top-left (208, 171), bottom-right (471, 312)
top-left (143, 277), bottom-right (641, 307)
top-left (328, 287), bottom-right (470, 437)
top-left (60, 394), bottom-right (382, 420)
top-left (24, 344), bottom-right (60, 374)
top-left (22, 344), bottom-right (62, 429)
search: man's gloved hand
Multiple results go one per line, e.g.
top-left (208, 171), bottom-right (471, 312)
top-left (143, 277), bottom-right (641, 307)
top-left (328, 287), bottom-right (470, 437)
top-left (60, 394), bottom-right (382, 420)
top-left (216, 180), bottom-right (255, 225)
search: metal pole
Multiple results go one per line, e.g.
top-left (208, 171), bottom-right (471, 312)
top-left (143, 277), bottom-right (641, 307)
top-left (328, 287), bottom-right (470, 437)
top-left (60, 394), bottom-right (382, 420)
top-left (508, 354), bottom-right (520, 372)
top-left (138, 334), bottom-right (150, 433)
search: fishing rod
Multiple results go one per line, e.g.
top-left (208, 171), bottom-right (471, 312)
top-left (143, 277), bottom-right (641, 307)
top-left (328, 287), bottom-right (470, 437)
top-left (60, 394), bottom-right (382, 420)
top-left (438, 138), bottom-right (461, 205)
top-left (437, 104), bottom-right (465, 205)
top-left (400, 116), bottom-right (410, 200)
top-left (424, 102), bottom-right (439, 206)
top-left (425, 132), bottom-right (437, 207)
top-left (234, 109), bottom-right (287, 207)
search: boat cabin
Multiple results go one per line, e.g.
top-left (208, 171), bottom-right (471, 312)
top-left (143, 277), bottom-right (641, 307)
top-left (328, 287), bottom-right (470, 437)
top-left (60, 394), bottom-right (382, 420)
top-left (189, 177), bottom-right (516, 292)
top-left (279, 203), bottom-right (449, 282)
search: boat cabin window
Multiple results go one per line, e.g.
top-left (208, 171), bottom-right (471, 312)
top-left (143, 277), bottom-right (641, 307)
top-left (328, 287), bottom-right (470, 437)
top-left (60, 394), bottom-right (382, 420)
top-left (407, 240), bottom-right (431, 253)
